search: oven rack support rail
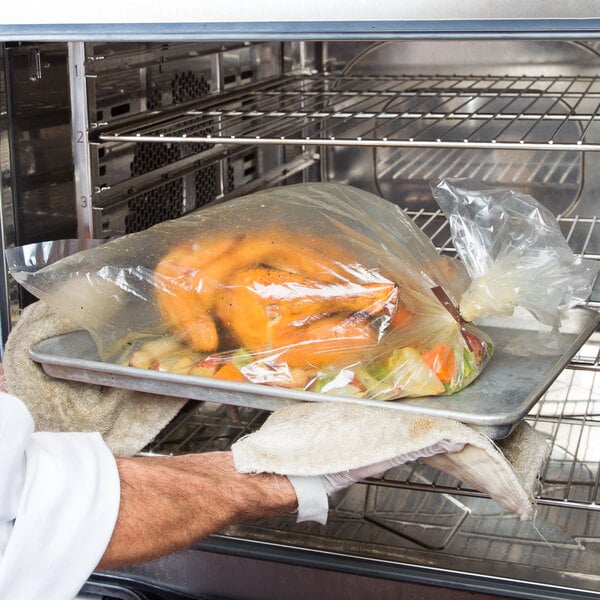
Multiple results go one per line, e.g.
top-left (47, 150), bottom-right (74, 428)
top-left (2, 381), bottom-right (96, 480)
top-left (95, 73), bottom-right (600, 152)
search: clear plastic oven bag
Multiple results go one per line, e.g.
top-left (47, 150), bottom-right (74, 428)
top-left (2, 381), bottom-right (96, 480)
top-left (6, 181), bottom-right (596, 401)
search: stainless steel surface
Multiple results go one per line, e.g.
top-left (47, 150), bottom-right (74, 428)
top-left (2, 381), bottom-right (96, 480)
top-left (0, 45), bottom-right (15, 349)
top-left (2, 44), bottom-right (77, 244)
top-left (4, 2), bottom-right (600, 44)
top-left (68, 42), bottom-right (95, 239)
top-left (0, 43), bottom-right (77, 342)
top-left (6, 1), bottom-right (600, 28)
top-left (102, 549), bottom-right (527, 600)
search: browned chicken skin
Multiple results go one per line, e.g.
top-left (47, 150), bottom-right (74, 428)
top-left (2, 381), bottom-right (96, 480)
top-left (153, 229), bottom-right (398, 370)
top-left (216, 266), bottom-right (396, 367)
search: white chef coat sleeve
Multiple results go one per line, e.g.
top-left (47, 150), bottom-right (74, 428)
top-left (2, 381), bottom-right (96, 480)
top-left (0, 392), bottom-right (121, 600)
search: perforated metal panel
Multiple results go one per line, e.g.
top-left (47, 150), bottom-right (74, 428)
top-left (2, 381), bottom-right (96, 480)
top-left (172, 70), bottom-right (211, 104)
top-left (120, 73), bottom-right (219, 233)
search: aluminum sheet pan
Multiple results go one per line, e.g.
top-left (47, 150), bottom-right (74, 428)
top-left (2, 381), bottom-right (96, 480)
top-left (29, 307), bottom-right (599, 439)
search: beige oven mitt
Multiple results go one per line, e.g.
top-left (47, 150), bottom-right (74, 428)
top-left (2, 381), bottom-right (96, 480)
top-left (232, 401), bottom-right (550, 522)
top-left (2, 301), bottom-right (187, 457)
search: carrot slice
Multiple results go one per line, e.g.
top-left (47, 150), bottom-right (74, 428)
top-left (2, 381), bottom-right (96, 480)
top-left (421, 343), bottom-right (456, 383)
top-left (213, 363), bottom-right (248, 383)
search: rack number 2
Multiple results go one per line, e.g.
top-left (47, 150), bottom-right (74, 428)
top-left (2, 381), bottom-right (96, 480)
top-left (75, 130), bottom-right (88, 207)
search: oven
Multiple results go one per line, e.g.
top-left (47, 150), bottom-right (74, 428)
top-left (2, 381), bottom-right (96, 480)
top-left (1, 4), bottom-right (599, 599)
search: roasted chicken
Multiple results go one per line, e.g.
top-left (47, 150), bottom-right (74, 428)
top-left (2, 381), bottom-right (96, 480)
top-left (153, 229), bottom-right (398, 366)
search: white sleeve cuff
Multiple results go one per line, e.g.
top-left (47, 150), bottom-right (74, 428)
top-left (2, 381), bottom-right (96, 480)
top-left (0, 430), bottom-right (120, 600)
top-left (287, 475), bottom-right (329, 525)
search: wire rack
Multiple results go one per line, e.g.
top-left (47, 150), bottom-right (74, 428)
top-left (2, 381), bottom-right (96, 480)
top-left (97, 73), bottom-right (600, 151)
top-left (376, 146), bottom-right (582, 187)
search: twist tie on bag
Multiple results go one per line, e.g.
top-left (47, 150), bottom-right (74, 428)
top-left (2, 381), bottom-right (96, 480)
top-left (431, 285), bottom-right (476, 352)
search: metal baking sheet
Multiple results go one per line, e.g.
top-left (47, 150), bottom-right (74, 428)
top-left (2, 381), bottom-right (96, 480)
top-left (29, 307), bottom-right (599, 439)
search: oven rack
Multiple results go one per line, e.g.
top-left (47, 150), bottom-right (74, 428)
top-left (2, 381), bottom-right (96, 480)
top-left (95, 73), bottom-right (600, 151)
top-left (376, 146), bottom-right (582, 189)
top-left (412, 210), bottom-right (600, 258)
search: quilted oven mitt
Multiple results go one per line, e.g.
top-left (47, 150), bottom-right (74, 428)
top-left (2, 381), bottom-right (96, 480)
top-left (232, 401), bottom-right (550, 524)
top-left (2, 301), bottom-right (187, 457)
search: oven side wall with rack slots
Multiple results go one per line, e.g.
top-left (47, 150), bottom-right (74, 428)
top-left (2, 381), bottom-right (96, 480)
top-left (1, 35), bottom-right (600, 599)
top-left (72, 40), bottom-right (318, 240)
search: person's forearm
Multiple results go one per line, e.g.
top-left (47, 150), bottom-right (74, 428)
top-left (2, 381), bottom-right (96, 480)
top-left (97, 451), bottom-right (297, 571)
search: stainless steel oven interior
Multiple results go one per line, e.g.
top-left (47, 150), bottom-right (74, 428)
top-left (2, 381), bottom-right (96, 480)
top-left (1, 38), bottom-right (600, 599)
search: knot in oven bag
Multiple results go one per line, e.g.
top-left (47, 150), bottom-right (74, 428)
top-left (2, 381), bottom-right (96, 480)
top-left (5, 181), bottom-right (595, 402)
top-left (432, 178), bottom-right (598, 329)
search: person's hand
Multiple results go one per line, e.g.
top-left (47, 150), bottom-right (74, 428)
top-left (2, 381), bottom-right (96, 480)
top-left (287, 440), bottom-right (464, 524)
